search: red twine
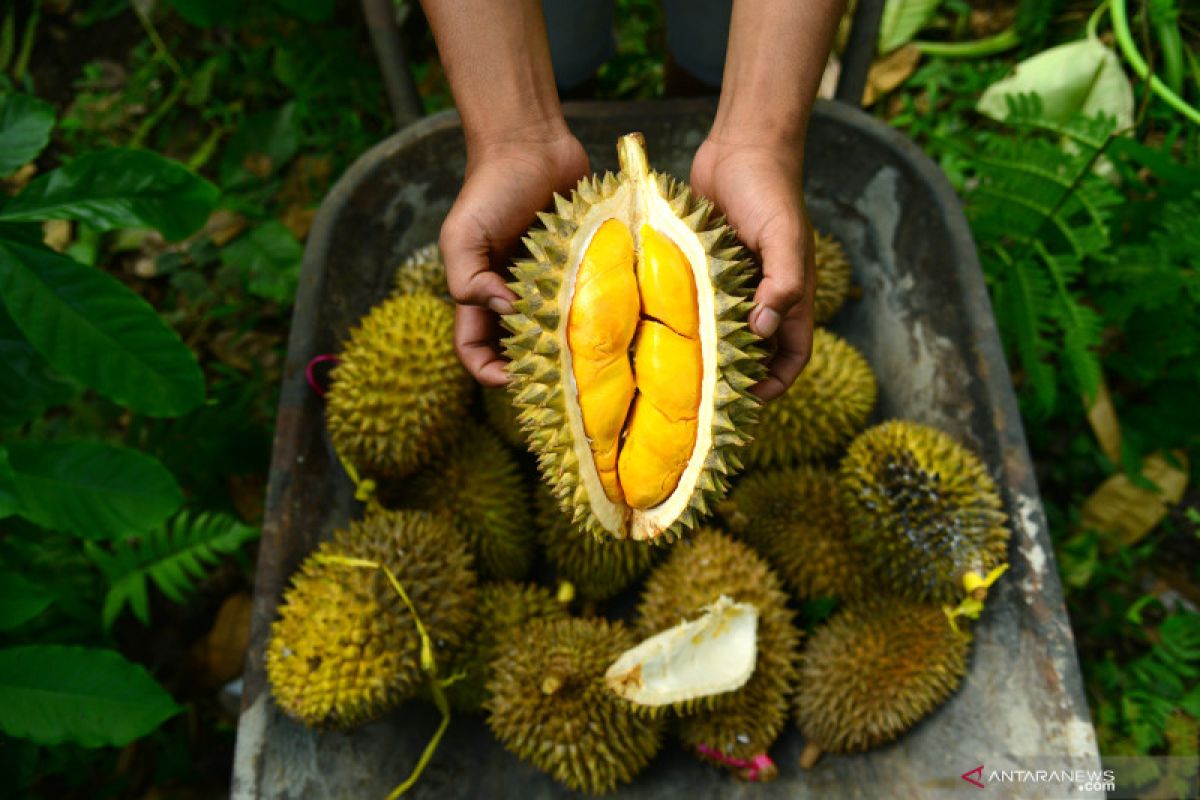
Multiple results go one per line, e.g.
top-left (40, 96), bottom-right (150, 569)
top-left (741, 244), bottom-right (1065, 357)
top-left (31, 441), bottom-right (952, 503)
top-left (305, 354), bottom-right (340, 397)
top-left (694, 744), bottom-right (777, 782)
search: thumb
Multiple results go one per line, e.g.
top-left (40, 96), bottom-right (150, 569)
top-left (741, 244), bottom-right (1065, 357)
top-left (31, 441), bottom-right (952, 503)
top-left (749, 218), bottom-right (808, 338)
top-left (440, 212), bottom-right (518, 314)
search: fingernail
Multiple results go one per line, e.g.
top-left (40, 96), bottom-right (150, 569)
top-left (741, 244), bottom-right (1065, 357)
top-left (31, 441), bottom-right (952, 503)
top-left (488, 296), bottom-right (515, 316)
top-left (751, 306), bottom-right (781, 338)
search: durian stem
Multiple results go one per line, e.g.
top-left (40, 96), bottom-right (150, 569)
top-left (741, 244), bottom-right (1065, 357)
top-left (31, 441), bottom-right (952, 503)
top-left (798, 741), bottom-right (823, 769)
top-left (617, 132), bottom-right (649, 180)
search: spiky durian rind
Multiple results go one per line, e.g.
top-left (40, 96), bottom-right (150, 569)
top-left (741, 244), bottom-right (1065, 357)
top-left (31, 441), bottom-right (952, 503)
top-left (266, 509), bottom-right (477, 729)
top-left (482, 385), bottom-right (527, 450)
top-left (813, 231), bottom-right (852, 325)
top-left (443, 582), bottom-right (568, 713)
top-left (486, 617), bottom-right (665, 795)
top-left (535, 483), bottom-right (657, 602)
top-left (723, 466), bottom-right (870, 601)
top-left (391, 242), bottom-right (451, 302)
top-left (794, 597), bottom-right (971, 753)
top-left (839, 420), bottom-right (1010, 603)
top-left (399, 421), bottom-right (535, 581)
top-left (502, 163), bottom-right (765, 543)
top-left (744, 328), bottom-right (876, 469)
top-left (634, 529), bottom-right (800, 745)
top-left (325, 294), bottom-right (472, 478)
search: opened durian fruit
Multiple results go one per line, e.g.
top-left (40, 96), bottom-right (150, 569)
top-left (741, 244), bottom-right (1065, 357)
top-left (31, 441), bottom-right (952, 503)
top-left (268, 131), bottom-right (1016, 795)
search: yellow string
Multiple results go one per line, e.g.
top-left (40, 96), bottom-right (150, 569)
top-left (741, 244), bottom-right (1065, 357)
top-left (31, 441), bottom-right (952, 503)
top-left (334, 448), bottom-right (376, 502)
top-left (943, 563), bottom-right (1011, 633)
top-left (314, 554), bottom-right (451, 798)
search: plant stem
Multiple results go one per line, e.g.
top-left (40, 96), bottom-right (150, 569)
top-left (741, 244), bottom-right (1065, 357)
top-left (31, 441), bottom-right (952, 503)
top-left (129, 80), bottom-right (185, 149)
top-left (132, 1), bottom-right (184, 80)
top-left (1110, 0), bottom-right (1200, 125)
top-left (11, 0), bottom-right (41, 83)
top-left (912, 27), bottom-right (1020, 58)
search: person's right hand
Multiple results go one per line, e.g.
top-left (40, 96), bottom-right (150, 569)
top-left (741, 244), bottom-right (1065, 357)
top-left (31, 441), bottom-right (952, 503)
top-left (440, 128), bottom-right (590, 386)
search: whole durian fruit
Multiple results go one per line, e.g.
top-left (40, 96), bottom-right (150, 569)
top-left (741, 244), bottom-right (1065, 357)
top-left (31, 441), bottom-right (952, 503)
top-left (813, 231), bottom-right (852, 325)
top-left (443, 582), bottom-right (568, 713)
top-left (482, 386), bottom-right (527, 450)
top-left (399, 421), bottom-right (535, 580)
top-left (743, 328), bottom-right (876, 469)
top-left (795, 597), bottom-right (971, 764)
top-left (636, 529), bottom-right (800, 766)
top-left (325, 294), bottom-right (472, 478)
top-left (535, 483), bottom-right (657, 602)
top-left (839, 420), bottom-right (1010, 603)
top-left (391, 241), bottom-right (451, 301)
top-left (486, 617), bottom-right (665, 794)
top-left (503, 133), bottom-right (764, 543)
top-left (722, 466), bottom-right (870, 601)
top-left (266, 509), bottom-right (477, 729)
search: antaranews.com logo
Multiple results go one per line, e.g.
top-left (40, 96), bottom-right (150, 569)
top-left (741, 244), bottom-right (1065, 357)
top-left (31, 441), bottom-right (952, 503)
top-left (955, 757), bottom-right (1198, 798)
top-left (960, 764), bottom-right (1115, 793)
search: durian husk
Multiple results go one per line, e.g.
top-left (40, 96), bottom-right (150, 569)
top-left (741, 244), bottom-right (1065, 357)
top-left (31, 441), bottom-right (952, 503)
top-left (502, 134), bottom-right (764, 543)
top-left (635, 529), bottom-right (800, 764)
top-left (391, 242), bottom-right (451, 302)
top-left (398, 420), bottom-right (535, 581)
top-left (535, 483), bottom-right (658, 602)
top-left (795, 597), bottom-right (971, 756)
top-left (325, 294), bottom-right (472, 478)
top-left (813, 231), bottom-right (852, 325)
top-left (722, 466), bottom-right (870, 601)
top-left (442, 582), bottom-right (568, 713)
top-left (486, 617), bottom-right (665, 795)
top-left (482, 385), bottom-right (527, 450)
top-left (266, 508), bottom-right (477, 729)
top-left (743, 328), bottom-right (876, 469)
top-left (839, 420), bottom-right (1010, 603)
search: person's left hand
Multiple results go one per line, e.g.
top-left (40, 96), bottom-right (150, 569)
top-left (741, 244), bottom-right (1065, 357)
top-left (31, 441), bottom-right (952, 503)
top-left (690, 136), bottom-right (815, 401)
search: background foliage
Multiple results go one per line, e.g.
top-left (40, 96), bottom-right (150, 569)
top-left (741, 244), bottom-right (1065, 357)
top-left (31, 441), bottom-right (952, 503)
top-left (0, 0), bottom-right (1196, 796)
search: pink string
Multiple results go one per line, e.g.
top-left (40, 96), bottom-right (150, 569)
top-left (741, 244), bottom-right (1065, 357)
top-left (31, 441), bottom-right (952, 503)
top-left (694, 744), bottom-right (777, 782)
top-left (305, 354), bottom-right (339, 397)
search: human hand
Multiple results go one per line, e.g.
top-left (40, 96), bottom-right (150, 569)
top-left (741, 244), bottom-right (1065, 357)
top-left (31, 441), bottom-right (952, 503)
top-left (440, 128), bottom-right (590, 386)
top-left (690, 135), bottom-right (815, 402)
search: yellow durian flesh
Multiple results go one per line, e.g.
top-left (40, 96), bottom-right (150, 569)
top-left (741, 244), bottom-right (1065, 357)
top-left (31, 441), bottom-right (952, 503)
top-left (506, 133), bottom-right (763, 542)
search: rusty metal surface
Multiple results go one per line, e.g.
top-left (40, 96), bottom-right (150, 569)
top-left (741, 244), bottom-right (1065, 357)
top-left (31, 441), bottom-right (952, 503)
top-left (232, 99), bottom-right (1101, 799)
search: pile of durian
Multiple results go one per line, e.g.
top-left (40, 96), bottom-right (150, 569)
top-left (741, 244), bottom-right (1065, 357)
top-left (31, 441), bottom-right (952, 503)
top-left (266, 134), bottom-right (1012, 795)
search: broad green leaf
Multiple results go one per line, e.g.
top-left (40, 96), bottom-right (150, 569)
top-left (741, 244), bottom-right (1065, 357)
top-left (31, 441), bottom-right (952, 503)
top-left (4, 441), bottom-right (183, 540)
top-left (977, 38), bottom-right (1134, 130)
top-left (218, 103), bottom-right (300, 187)
top-left (0, 645), bottom-right (180, 747)
top-left (879, 0), bottom-right (942, 53)
top-left (0, 303), bottom-right (75, 427)
top-left (0, 571), bottom-right (54, 630)
top-left (270, 0), bottom-right (334, 23)
top-left (220, 220), bottom-right (302, 304)
top-left (165, 0), bottom-right (242, 27)
top-left (0, 149), bottom-right (218, 241)
top-left (0, 446), bottom-right (17, 518)
top-left (0, 234), bottom-right (204, 416)
top-left (0, 93), bottom-right (54, 177)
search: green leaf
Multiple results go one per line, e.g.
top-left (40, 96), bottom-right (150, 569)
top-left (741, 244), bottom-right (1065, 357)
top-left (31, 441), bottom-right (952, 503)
top-left (220, 220), bottom-right (302, 303)
top-left (0, 446), bottom-right (18, 518)
top-left (0, 233), bottom-right (204, 416)
top-left (165, 0), bottom-right (242, 27)
top-left (0, 571), bottom-right (54, 630)
top-left (0, 645), bottom-right (180, 747)
top-left (218, 103), bottom-right (300, 187)
top-left (270, 0), bottom-right (334, 23)
top-left (4, 441), bottom-right (183, 540)
top-left (0, 92), bottom-right (54, 176)
top-left (0, 303), bottom-right (75, 427)
top-left (0, 149), bottom-right (218, 241)
top-left (977, 38), bottom-right (1134, 131)
top-left (90, 510), bottom-right (259, 628)
top-left (879, 0), bottom-right (942, 53)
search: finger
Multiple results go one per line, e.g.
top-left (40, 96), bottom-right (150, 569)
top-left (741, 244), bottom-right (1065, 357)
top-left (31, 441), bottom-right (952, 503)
top-left (749, 216), bottom-right (807, 338)
top-left (752, 282), bottom-right (814, 401)
top-left (440, 210), bottom-right (518, 311)
top-left (455, 303), bottom-right (510, 387)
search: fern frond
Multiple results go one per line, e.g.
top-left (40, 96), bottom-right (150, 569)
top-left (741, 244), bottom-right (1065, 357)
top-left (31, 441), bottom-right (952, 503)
top-left (87, 511), bottom-right (260, 629)
top-left (990, 245), bottom-right (1058, 415)
top-left (1035, 243), bottom-right (1103, 401)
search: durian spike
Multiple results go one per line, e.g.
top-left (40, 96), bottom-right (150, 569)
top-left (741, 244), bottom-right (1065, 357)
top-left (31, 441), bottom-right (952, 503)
top-left (799, 741), bottom-right (823, 769)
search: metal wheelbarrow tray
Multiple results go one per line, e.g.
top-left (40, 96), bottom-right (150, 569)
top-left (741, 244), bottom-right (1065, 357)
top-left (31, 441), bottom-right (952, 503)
top-left (233, 98), bottom-right (1101, 799)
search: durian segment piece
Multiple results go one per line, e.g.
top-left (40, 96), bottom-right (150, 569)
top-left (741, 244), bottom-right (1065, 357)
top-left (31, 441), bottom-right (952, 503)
top-left (504, 133), bottom-right (764, 542)
top-left (606, 595), bottom-right (758, 708)
top-left (325, 294), bottom-right (472, 478)
top-left (839, 420), bottom-right (1010, 603)
top-left (795, 597), bottom-right (971, 759)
